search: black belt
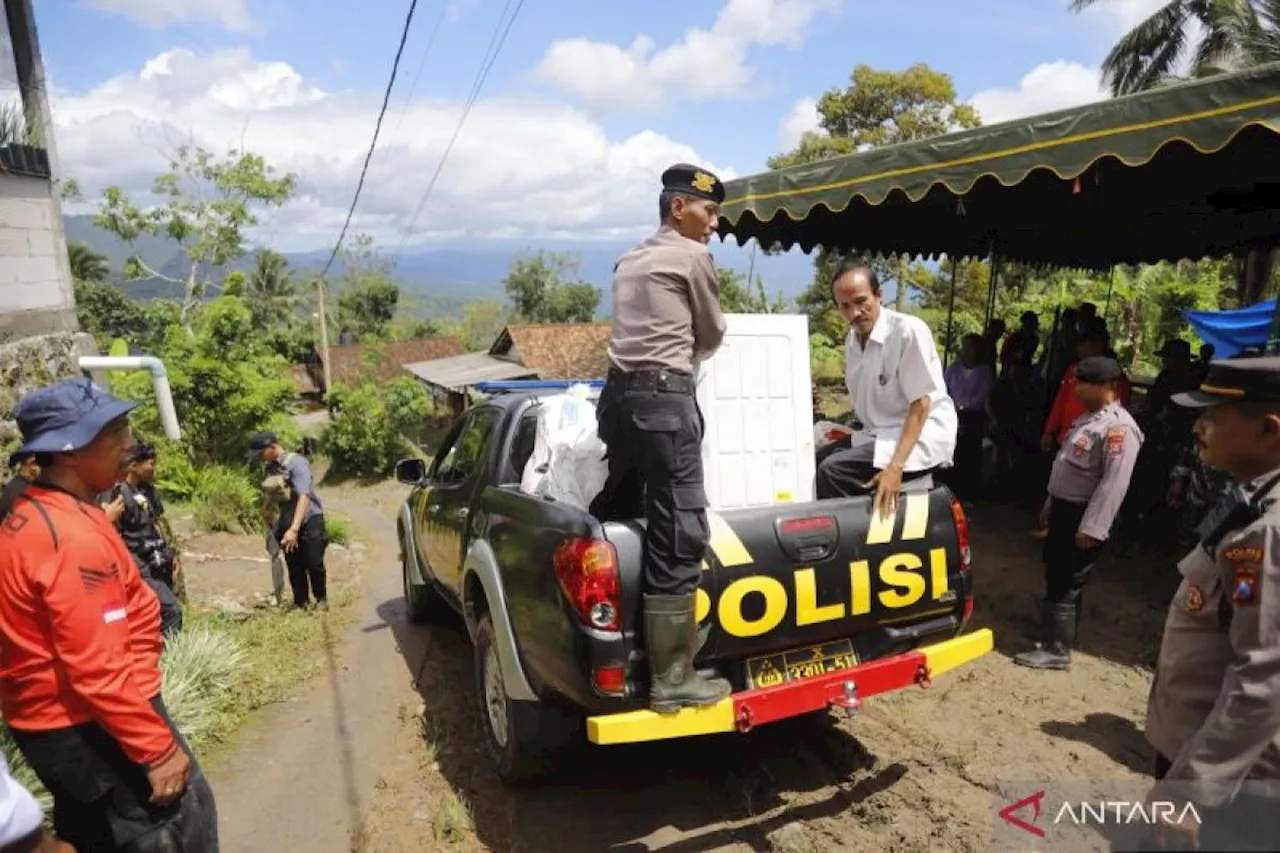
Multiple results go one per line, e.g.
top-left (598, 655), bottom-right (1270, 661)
top-left (608, 367), bottom-right (694, 395)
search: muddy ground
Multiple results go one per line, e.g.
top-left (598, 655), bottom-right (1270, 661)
top-left (204, 481), bottom-right (1178, 852)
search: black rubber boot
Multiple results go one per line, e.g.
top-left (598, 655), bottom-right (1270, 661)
top-left (1014, 602), bottom-right (1076, 670)
top-left (645, 593), bottom-right (731, 713)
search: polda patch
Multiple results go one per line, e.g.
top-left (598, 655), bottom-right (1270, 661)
top-left (1105, 427), bottom-right (1126, 457)
top-left (1231, 565), bottom-right (1260, 607)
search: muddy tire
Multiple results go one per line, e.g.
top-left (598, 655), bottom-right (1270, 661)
top-left (473, 614), bottom-right (581, 785)
top-left (400, 525), bottom-right (446, 624)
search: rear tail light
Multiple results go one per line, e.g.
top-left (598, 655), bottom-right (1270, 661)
top-left (592, 665), bottom-right (626, 696)
top-left (950, 496), bottom-right (974, 630)
top-left (949, 497), bottom-right (971, 573)
top-left (553, 538), bottom-right (622, 632)
top-left (780, 515), bottom-right (835, 534)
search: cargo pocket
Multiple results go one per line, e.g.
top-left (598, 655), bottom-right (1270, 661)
top-left (631, 410), bottom-right (682, 474)
top-left (671, 484), bottom-right (710, 566)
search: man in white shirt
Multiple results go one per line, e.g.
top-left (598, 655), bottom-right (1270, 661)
top-left (0, 752), bottom-right (72, 851)
top-left (816, 260), bottom-right (958, 518)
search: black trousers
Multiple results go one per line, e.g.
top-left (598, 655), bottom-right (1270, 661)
top-left (1146, 753), bottom-right (1280, 850)
top-left (10, 696), bottom-right (218, 852)
top-left (1043, 497), bottom-right (1103, 606)
top-left (277, 514), bottom-right (328, 606)
top-left (814, 434), bottom-right (934, 500)
top-left (951, 410), bottom-right (987, 501)
top-left (589, 374), bottom-right (709, 597)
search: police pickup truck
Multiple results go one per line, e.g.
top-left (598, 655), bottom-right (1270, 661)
top-left (395, 383), bottom-right (993, 784)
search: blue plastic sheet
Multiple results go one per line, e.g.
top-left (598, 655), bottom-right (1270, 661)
top-left (1182, 300), bottom-right (1276, 358)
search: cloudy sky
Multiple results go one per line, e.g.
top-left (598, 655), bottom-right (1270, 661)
top-left (8, 0), bottom-right (1163, 253)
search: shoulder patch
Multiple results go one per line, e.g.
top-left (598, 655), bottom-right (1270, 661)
top-left (1232, 564), bottom-right (1260, 607)
top-left (1106, 427), bottom-right (1126, 456)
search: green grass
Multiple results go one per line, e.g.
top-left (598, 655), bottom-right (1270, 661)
top-left (325, 514), bottom-right (351, 546)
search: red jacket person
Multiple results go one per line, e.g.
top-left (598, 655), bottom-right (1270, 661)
top-left (0, 378), bottom-right (218, 851)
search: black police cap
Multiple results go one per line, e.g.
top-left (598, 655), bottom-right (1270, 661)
top-left (1173, 356), bottom-right (1280, 408)
top-left (1076, 355), bottom-right (1124, 384)
top-left (661, 163), bottom-right (725, 203)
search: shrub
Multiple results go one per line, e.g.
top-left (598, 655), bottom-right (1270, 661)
top-left (191, 466), bottom-right (261, 533)
top-left (325, 515), bottom-right (351, 546)
top-left (324, 376), bottom-right (434, 478)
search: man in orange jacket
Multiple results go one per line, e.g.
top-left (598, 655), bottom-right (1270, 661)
top-left (0, 378), bottom-right (218, 851)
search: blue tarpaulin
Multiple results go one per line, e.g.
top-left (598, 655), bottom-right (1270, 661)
top-left (1182, 300), bottom-right (1276, 358)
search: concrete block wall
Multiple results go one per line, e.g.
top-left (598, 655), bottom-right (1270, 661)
top-left (0, 173), bottom-right (78, 344)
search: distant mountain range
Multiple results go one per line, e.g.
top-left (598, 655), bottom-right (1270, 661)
top-left (62, 214), bottom-right (818, 318)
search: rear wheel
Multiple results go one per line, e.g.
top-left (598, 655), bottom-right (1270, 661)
top-left (400, 524), bottom-right (445, 624)
top-left (473, 614), bottom-right (581, 785)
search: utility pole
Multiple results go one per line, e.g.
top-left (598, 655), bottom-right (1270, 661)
top-left (316, 276), bottom-right (332, 396)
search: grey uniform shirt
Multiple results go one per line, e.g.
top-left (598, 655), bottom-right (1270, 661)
top-left (1147, 468), bottom-right (1280, 808)
top-left (276, 452), bottom-right (323, 523)
top-left (606, 225), bottom-right (727, 374)
top-left (1046, 401), bottom-right (1144, 541)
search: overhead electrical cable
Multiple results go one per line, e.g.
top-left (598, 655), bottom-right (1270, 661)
top-left (320, 0), bottom-right (421, 278)
top-left (396, 0), bottom-right (527, 249)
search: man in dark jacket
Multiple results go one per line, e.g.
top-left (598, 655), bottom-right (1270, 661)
top-left (108, 443), bottom-right (183, 636)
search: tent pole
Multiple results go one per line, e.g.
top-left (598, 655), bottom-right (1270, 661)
top-left (984, 252), bottom-right (1001, 330)
top-left (943, 256), bottom-right (959, 370)
top-left (1103, 265), bottom-right (1117, 326)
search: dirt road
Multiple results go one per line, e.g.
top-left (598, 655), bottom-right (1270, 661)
top-left (209, 483), bottom-right (1178, 852)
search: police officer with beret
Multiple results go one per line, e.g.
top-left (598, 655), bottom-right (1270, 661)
top-left (1140, 357), bottom-right (1280, 850)
top-left (1016, 355), bottom-right (1143, 670)
top-left (588, 163), bottom-right (729, 713)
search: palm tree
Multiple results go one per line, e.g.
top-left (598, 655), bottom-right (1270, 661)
top-left (1069, 0), bottom-right (1242, 95)
top-left (246, 249), bottom-right (299, 328)
top-left (67, 242), bottom-right (110, 282)
top-left (1212, 0), bottom-right (1280, 66)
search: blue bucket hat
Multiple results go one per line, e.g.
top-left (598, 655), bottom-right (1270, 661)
top-left (11, 378), bottom-right (138, 459)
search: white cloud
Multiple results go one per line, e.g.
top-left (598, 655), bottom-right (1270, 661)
top-left (1075, 0), bottom-right (1166, 34)
top-left (778, 96), bottom-right (819, 150)
top-left (78, 0), bottom-right (253, 32)
top-left (535, 0), bottom-right (841, 113)
top-left (49, 48), bottom-right (735, 252)
top-left (968, 60), bottom-right (1107, 124)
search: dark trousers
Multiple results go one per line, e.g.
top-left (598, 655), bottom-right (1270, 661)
top-left (589, 373), bottom-right (709, 597)
top-left (1148, 753), bottom-right (1280, 850)
top-left (10, 696), bottom-right (218, 852)
top-left (814, 434), bottom-right (934, 500)
top-left (277, 514), bottom-right (328, 606)
top-left (141, 568), bottom-right (183, 637)
top-left (951, 410), bottom-right (986, 501)
top-left (1043, 498), bottom-right (1103, 607)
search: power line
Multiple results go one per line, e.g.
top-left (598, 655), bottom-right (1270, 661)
top-left (397, 0), bottom-right (527, 249)
top-left (320, 0), bottom-right (422, 279)
top-left (385, 1), bottom-right (449, 149)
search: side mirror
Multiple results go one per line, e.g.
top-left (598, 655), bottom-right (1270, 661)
top-left (395, 458), bottom-right (428, 485)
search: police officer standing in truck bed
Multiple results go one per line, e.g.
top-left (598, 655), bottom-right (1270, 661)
top-left (588, 162), bottom-right (730, 714)
top-left (1140, 357), bottom-right (1280, 850)
top-left (1015, 355), bottom-right (1143, 671)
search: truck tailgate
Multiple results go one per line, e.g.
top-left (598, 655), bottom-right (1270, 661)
top-left (690, 489), bottom-right (966, 673)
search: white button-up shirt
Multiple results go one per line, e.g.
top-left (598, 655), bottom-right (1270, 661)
top-left (844, 307), bottom-right (958, 471)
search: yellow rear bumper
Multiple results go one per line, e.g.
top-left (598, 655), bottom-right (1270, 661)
top-left (585, 628), bottom-right (993, 745)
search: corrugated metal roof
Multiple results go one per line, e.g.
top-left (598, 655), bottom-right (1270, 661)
top-left (402, 352), bottom-right (538, 391)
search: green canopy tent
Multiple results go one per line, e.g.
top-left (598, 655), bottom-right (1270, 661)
top-left (717, 62), bottom-right (1280, 270)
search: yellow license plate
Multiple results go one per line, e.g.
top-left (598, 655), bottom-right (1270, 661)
top-left (745, 639), bottom-right (859, 689)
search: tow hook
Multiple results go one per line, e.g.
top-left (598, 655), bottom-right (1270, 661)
top-left (735, 705), bottom-right (754, 733)
top-left (828, 680), bottom-right (860, 717)
top-left (915, 664), bottom-right (933, 690)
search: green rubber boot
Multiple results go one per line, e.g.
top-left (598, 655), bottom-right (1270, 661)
top-left (645, 593), bottom-right (731, 713)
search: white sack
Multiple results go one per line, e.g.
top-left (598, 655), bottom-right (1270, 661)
top-left (520, 384), bottom-right (608, 511)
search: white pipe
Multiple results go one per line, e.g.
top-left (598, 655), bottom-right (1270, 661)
top-left (78, 356), bottom-right (181, 440)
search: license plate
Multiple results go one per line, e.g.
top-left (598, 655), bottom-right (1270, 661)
top-left (745, 640), bottom-right (859, 689)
